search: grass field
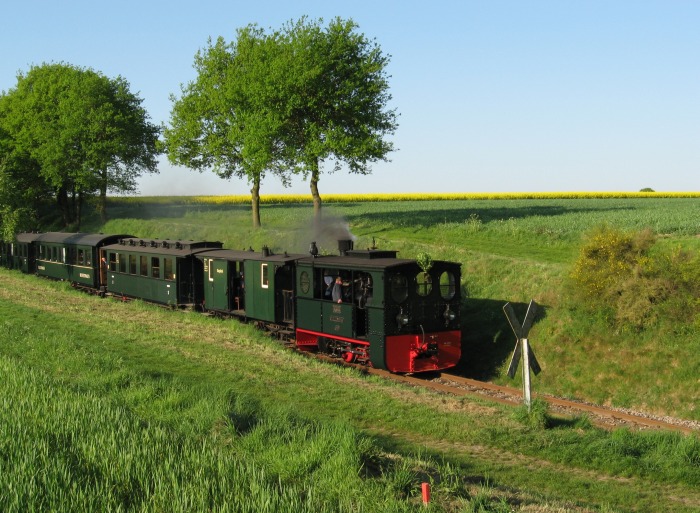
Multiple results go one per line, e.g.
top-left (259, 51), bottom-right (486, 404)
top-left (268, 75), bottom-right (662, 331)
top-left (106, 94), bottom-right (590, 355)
top-left (89, 196), bottom-right (700, 418)
top-left (2, 195), bottom-right (699, 512)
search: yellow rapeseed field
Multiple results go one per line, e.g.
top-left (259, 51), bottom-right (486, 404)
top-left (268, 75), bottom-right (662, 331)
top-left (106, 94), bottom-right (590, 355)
top-left (111, 191), bottom-right (700, 206)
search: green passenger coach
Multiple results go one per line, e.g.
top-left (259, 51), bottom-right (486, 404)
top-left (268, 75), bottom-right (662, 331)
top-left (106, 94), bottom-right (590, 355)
top-left (197, 247), bottom-right (302, 329)
top-left (34, 232), bottom-right (131, 289)
top-left (13, 233), bottom-right (42, 272)
top-left (103, 238), bottom-right (223, 307)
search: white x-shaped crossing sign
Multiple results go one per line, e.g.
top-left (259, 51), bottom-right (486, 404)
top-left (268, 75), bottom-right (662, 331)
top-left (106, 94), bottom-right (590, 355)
top-left (503, 299), bottom-right (542, 411)
top-left (504, 299), bottom-right (541, 378)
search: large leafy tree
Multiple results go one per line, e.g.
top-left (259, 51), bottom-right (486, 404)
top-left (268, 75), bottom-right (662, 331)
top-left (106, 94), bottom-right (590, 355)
top-left (0, 122), bottom-right (46, 239)
top-left (165, 17), bottom-right (398, 228)
top-left (164, 28), bottom-right (290, 228)
top-left (279, 17), bottom-right (399, 220)
top-left (0, 63), bottom-right (160, 228)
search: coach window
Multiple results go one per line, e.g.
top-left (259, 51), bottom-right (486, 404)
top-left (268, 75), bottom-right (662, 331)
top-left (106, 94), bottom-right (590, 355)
top-left (151, 257), bottom-right (160, 279)
top-left (118, 253), bottom-right (126, 273)
top-left (108, 253), bottom-right (117, 272)
top-left (140, 255), bottom-right (148, 277)
top-left (77, 248), bottom-right (85, 265)
top-left (261, 263), bottom-right (269, 289)
top-left (164, 258), bottom-right (174, 280)
top-left (129, 254), bottom-right (137, 275)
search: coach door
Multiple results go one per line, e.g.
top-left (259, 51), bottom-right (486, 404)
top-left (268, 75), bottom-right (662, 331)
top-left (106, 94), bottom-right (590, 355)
top-left (204, 258), bottom-right (230, 311)
top-left (99, 249), bottom-right (108, 287)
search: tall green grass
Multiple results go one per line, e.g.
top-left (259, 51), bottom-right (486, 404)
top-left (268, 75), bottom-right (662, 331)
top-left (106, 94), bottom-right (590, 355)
top-left (0, 352), bottom-right (439, 513)
top-left (2, 271), bottom-right (700, 512)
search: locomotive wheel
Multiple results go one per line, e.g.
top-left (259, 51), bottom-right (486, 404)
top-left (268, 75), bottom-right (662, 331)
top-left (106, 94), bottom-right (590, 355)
top-left (343, 349), bottom-right (357, 363)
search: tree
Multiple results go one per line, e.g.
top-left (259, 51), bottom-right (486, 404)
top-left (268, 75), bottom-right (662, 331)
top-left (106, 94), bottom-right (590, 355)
top-left (0, 122), bottom-right (46, 239)
top-left (165, 17), bottom-right (398, 227)
top-left (278, 17), bottom-right (399, 220)
top-left (164, 29), bottom-right (290, 228)
top-left (0, 63), bottom-right (160, 227)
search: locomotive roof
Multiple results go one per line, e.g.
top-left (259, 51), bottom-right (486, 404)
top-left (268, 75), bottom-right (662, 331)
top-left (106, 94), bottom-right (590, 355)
top-left (32, 232), bottom-right (133, 246)
top-left (298, 254), bottom-right (420, 270)
top-left (103, 237), bottom-right (223, 256)
top-left (197, 248), bottom-right (305, 264)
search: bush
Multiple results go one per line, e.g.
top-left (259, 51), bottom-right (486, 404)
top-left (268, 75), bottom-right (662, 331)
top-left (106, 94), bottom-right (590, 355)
top-left (570, 225), bottom-right (700, 331)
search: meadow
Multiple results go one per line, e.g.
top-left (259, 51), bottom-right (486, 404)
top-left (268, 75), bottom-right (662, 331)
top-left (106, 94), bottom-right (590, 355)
top-left (1, 194), bottom-right (699, 512)
top-left (95, 195), bottom-right (700, 417)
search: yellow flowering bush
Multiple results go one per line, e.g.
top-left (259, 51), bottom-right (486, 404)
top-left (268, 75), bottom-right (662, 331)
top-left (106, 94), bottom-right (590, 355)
top-left (570, 225), bottom-right (700, 331)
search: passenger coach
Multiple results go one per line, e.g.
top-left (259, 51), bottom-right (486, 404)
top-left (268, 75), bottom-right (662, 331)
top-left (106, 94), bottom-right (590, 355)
top-left (34, 232), bottom-right (130, 290)
top-left (197, 246), bottom-right (303, 335)
top-left (103, 237), bottom-right (223, 307)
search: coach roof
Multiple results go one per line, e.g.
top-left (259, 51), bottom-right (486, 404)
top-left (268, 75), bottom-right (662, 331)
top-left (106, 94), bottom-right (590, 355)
top-left (104, 237), bottom-right (223, 257)
top-left (34, 232), bottom-right (132, 246)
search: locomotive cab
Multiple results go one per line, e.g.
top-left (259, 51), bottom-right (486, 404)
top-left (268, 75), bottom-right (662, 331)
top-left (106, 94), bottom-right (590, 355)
top-left (295, 242), bottom-right (461, 372)
top-left (383, 260), bottom-right (461, 373)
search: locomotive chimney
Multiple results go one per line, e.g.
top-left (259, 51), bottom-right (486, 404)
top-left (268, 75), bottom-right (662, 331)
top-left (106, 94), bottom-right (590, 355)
top-left (338, 239), bottom-right (354, 256)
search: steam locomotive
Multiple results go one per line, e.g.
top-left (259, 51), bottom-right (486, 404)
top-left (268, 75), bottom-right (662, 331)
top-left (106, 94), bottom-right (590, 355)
top-left (1, 232), bottom-right (461, 373)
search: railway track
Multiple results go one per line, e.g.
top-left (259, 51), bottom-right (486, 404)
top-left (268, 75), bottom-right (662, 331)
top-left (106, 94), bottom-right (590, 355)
top-left (361, 366), bottom-right (700, 435)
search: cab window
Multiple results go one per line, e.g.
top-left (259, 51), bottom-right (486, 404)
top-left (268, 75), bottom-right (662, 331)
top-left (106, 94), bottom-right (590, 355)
top-left (390, 274), bottom-right (408, 303)
top-left (439, 271), bottom-right (457, 300)
top-left (416, 271), bottom-right (432, 297)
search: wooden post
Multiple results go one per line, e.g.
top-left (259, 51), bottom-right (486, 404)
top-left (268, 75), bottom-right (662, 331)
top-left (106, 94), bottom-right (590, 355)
top-left (522, 338), bottom-right (531, 412)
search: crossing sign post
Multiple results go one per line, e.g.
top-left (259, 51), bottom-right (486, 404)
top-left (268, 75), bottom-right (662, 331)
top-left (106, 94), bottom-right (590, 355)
top-left (503, 300), bottom-right (541, 411)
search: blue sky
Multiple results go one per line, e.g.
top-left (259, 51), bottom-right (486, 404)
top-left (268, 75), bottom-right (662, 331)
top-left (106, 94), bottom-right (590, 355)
top-left (1, 1), bottom-right (698, 195)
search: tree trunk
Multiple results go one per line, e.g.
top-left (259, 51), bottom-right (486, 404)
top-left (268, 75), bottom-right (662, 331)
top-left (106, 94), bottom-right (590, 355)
top-left (57, 186), bottom-right (71, 227)
top-left (250, 175), bottom-right (261, 229)
top-left (99, 169), bottom-right (108, 222)
top-left (76, 189), bottom-right (83, 231)
top-left (309, 159), bottom-right (322, 223)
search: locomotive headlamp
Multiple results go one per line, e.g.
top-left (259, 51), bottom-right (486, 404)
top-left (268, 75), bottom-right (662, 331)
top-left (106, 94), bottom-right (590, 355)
top-left (396, 308), bottom-right (409, 328)
top-left (443, 305), bottom-right (456, 326)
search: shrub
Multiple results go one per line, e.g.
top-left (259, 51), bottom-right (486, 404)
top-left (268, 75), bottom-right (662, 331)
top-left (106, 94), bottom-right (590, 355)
top-left (570, 225), bottom-right (700, 331)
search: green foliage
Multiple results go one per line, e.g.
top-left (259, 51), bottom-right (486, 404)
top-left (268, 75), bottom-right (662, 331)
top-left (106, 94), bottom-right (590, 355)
top-left (164, 17), bottom-right (398, 226)
top-left (279, 17), bottom-right (398, 175)
top-left (462, 480), bottom-right (511, 513)
top-left (416, 252), bottom-right (433, 273)
top-left (0, 63), bottom-right (160, 227)
top-left (640, 187), bottom-right (655, 192)
top-left (570, 224), bottom-right (700, 331)
top-left (512, 398), bottom-right (551, 430)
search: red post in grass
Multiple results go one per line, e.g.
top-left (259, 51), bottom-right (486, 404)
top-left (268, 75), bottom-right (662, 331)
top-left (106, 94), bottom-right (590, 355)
top-left (421, 482), bottom-right (431, 504)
